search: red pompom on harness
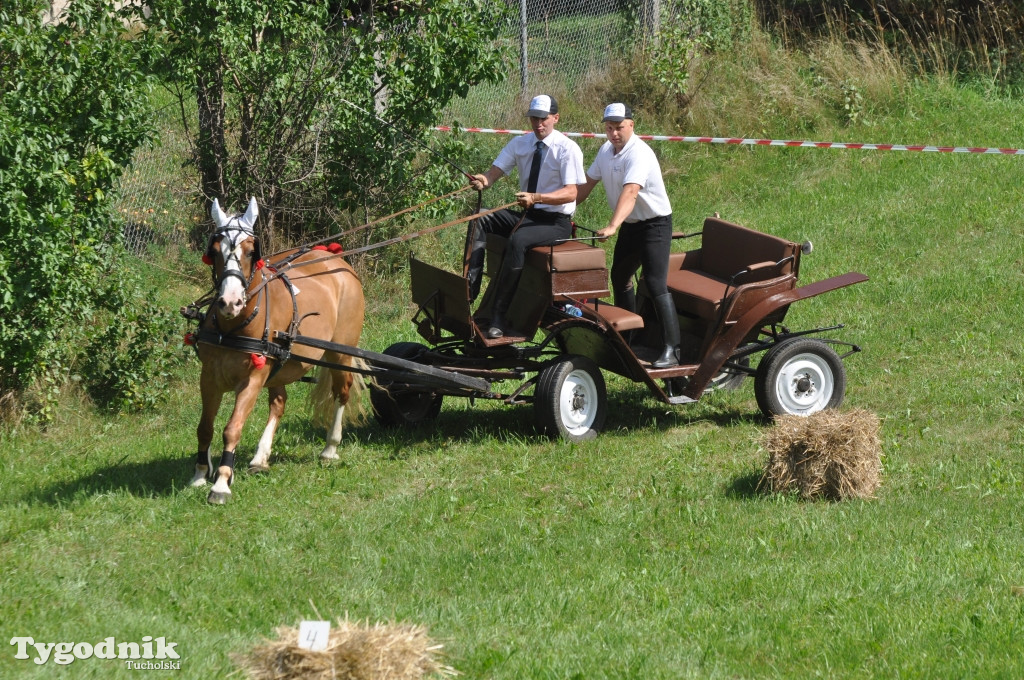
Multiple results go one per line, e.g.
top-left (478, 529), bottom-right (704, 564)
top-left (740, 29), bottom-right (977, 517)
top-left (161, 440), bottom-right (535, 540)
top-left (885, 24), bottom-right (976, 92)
top-left (327, 243), bottom-right (344, 254)
top-left (183, 332), bottom-right (196, 346)
top-left (202, 254), bottom-right (213, 265)
top-left (251, 354), bottom-right (267, 370)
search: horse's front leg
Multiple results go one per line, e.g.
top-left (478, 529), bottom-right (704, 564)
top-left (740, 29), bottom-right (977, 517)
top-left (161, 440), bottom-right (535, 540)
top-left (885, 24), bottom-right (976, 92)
top-left (208, 377), bottom-right (265, 505)
top-left (248, 386), bottom-right (286, 473)
top-left (192, 369), bottom-right (224, 487)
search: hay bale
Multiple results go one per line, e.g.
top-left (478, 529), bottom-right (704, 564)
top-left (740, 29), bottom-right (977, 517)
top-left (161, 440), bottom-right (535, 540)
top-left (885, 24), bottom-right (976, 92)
top-left (235, 617), bottom-right (457, 680)
top-left (759, 408), bottom-right (882, 500)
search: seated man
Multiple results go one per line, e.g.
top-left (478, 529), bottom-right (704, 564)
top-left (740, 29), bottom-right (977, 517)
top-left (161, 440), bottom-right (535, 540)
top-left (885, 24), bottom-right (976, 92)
top-left (466, 94), bottom-right (585, 338)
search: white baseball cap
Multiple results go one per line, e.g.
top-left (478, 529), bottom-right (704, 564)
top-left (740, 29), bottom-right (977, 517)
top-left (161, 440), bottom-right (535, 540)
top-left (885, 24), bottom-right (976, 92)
top-left (527, 94), bottom-right (558, 118)
top-left (602, 102), bottom-right (633, 122)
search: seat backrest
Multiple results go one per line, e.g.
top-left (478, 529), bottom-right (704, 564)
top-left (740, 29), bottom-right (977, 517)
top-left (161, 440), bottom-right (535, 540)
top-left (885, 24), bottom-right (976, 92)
top-left (700, 217), bottom-right (798, 281)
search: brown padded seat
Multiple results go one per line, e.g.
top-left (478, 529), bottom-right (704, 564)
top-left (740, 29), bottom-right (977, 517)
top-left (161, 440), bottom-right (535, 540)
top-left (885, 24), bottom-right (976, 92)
top-left (666, 218), bottom-right (798, 320)
top-left (665, 269), bottom-right (731, 319)
top-left (580, 302), bottom-right (644, 331)
top-left (526, 240), bottom-right (607, 272)
top-left (486, 235), bottom-right (606, 272)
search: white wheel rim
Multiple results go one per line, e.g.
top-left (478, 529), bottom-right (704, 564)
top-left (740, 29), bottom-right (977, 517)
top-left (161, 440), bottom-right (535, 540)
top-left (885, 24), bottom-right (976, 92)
top-left (774, 352), bottom-right (834, 415)
top-left (558, 368), bottom-right (599, 436)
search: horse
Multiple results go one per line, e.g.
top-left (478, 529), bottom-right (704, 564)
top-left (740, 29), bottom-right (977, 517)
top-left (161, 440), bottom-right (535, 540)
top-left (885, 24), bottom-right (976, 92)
top-left (189, 197), bottom-right (367, 504)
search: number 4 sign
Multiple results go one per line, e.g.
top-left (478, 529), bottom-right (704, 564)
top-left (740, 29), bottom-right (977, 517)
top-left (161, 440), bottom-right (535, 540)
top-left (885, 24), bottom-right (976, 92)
top-left (298, 620), bottom-right (331, 651)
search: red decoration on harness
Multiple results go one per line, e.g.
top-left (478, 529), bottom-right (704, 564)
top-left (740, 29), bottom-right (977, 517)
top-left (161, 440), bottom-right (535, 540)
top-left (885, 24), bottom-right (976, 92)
top-left (183, 332), bottom-right (196, 346)
top-left (251, 353), bottom-right (267, 370)
top-left (327, 243), bottom-right (344, 254)
top-left (202, 254), bottom-right (213, 265)
top-left (312, 245), bottom-right (328, 251)
top-left (255, 259), bottom-right (265, 270)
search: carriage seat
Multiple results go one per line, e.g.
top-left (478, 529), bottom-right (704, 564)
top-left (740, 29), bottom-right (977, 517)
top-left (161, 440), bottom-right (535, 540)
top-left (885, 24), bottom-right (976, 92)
top-left (486, 234), bottom-right (610, 299)
top-left (485, 235), bottom-right (606, 272)
top-left (579, 301), bottom-right (644, 331)
top-left (665, 217), bottom-right (799, 320)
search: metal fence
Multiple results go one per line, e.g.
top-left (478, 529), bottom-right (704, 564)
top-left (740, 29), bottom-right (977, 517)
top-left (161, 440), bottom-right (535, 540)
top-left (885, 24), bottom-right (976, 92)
top-left (115, 0), bottom-right (646, 256)
top-left (441, 0), bottom-right (639, 126)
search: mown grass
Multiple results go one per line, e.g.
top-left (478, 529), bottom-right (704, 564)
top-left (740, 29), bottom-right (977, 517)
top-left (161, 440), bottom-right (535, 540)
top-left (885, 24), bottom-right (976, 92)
top-left (4, 52), bottom-right (1024, 680)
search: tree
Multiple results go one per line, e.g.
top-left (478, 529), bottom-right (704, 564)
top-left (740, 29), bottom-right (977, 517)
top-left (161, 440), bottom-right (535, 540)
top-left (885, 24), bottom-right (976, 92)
top-left (143, 0), bottom-right (510, 248)
top-left (0, 0), bottom-right (166, 418)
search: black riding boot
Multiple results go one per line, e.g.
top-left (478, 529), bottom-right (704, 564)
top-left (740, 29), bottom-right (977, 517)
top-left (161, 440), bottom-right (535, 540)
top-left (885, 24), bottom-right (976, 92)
top-left (652, 293), bottom-right (681, 368)
top-left (466, 222), bottom-right (488, 302)
top-left (486, 267), bottom-right (522, 339)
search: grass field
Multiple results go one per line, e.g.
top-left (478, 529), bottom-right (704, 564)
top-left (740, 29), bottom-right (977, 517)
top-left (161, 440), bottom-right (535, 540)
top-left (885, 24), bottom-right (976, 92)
top-left (4, 76), bottom-right (1024, 677)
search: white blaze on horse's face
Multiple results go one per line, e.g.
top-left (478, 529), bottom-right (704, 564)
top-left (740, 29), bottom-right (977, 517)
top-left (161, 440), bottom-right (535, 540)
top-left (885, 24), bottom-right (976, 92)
top-left (211, 197), bottom-right (259, 320)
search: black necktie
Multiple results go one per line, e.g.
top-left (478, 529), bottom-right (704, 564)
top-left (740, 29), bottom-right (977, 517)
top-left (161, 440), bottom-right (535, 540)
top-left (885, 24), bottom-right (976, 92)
top-left (527, 140), bottom-right (544, 193)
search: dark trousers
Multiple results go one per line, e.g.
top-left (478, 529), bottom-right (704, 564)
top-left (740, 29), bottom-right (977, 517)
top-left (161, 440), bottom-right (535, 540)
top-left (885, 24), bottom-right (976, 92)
top-left (469, 207), bottom-right (573, 271)
top-left (610, 214), bottom-right (673, 300)
top-left (466, 208), bottom-right (573, 307)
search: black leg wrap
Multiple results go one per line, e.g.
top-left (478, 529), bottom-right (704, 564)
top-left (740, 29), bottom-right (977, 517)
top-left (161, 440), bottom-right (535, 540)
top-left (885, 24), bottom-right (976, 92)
top-left (196, 450), bottom-right (211, 468)
top-left (219, 450), bottom-right (236, 470)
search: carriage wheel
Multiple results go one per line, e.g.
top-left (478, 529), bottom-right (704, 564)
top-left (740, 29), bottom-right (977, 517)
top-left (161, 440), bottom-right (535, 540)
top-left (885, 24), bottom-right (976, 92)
top-left (706, 355), bottom-right (750, 392)
top-left (534, 356), bottom-right (607, 442)
top-left (754, 338), bottom-right (845, 418)
top-left (370, 342), bottom-right (443, 427)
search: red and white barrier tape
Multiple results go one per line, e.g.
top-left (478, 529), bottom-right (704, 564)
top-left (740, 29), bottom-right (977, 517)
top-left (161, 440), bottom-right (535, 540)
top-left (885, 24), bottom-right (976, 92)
top-left (433, 126), bottom-right (1024, 155)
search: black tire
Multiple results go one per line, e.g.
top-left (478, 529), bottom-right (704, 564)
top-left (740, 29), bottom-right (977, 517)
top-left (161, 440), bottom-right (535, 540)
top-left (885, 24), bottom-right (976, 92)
top-left (754, 338), bottom-right (846, 418)
top-left (370, 342), bottom-right (443, 427)
top-left (534, 356), bottom-right (607, 441)
top-left (707, 355), bottom-right (750, 392)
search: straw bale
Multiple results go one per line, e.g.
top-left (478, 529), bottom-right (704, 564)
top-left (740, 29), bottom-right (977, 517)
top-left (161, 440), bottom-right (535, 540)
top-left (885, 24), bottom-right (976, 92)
top-left (235, 617), bottom-right (457, 680)
top-left (759, 408), bottom-right (882, 500)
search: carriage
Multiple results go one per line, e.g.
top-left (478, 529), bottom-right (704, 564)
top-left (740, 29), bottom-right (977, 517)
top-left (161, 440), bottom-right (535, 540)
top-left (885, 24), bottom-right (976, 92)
top-left (188, 198), bottom-right (866, 503)
top-left (366, 215), bottom-right (868, 441)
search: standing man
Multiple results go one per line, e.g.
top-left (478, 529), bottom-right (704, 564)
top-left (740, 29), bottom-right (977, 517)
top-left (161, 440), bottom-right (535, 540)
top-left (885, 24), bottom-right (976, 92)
top-left (467, 94), bottom-right (586, 338)
top-left (576, 103), bottom-right (680, 367)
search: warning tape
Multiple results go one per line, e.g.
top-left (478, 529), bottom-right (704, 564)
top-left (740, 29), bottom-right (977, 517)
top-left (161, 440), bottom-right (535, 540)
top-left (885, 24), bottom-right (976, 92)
top-left (432, 126), bottom-right (1024, 156)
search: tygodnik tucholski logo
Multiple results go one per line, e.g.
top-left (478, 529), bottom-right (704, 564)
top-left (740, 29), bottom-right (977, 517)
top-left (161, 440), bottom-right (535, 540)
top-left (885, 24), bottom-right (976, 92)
top-left (10, 636), bottom-right (181, 669)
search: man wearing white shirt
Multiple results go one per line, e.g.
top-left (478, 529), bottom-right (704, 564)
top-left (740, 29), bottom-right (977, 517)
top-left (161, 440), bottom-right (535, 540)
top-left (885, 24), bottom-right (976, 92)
top-left (576, 103), bottom-right (680, 367)
top-left (467, 94), bottom-right (586, 338)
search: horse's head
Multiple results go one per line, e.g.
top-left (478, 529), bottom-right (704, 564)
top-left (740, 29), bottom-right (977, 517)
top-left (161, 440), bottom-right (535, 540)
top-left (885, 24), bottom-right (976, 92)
top-left (207, 197), bottom-right (263, 320)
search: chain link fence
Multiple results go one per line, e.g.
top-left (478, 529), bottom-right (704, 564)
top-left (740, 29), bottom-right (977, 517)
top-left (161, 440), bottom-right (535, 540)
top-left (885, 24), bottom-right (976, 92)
top-left (442, 0), bottom-right (639, 126)
top-left (115, 1), bottom-right (646, 258)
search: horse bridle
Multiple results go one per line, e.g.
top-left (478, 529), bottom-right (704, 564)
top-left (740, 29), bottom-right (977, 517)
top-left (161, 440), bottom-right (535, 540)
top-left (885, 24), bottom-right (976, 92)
top-left (207, 224), bottom-right (263, 298)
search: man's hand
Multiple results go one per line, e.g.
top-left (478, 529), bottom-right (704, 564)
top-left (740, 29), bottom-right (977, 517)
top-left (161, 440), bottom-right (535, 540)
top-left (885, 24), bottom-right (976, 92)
top-left (516, 192), bottom-right (539, 209)
top-left (469, 174), bottom-right (489, 191)
top-left (596, 224), bottom-right (619, 241)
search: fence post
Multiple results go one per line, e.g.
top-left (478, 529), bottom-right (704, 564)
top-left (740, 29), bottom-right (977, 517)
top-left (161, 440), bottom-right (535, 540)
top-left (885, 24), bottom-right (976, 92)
top-left (520, 0), bottom-right (528, 94)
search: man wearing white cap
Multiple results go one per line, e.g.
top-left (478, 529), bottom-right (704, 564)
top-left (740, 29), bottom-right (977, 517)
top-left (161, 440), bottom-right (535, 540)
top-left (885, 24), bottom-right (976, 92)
top-left (576, 103), bottom-right (680, 367)
top-left (466, 94), bottom-right (586, 338)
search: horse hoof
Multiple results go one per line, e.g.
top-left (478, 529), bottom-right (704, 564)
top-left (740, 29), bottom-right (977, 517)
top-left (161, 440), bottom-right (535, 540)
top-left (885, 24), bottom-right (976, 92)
top-left (247, 465), bottom-right (270, 474)
top-left (319, 450), bottom-right (339, 462)
top-left (189, 475), bottom-right (209, 488)
top-left (207, 489), bottom-right (232, 505)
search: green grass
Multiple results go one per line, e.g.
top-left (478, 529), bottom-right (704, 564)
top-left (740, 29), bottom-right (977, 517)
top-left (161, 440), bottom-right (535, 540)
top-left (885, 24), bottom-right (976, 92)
top-left (4, 77), bottom-right (1024, 678)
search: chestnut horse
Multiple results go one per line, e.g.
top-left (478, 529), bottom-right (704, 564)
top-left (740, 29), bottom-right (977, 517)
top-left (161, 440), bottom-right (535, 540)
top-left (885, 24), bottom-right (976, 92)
top-left (190, 197), bottom-right (367, 504)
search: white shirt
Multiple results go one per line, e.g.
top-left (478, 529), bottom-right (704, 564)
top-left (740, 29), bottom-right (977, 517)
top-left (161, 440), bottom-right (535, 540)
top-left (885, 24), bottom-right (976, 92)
top-left (586, 133), bottom-right (672, 221)
top-left (493, 129), bottom-right (585, 215)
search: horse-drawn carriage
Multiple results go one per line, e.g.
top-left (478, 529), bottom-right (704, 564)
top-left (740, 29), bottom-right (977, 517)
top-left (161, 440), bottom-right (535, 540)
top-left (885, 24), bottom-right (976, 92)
top-left (369, 215), bottom-right (867, 441)
top-left (187, 197), bottom-right (866, 502)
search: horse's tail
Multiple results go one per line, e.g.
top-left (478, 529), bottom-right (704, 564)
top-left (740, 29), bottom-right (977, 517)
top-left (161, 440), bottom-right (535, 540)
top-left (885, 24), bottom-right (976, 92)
top-left (309, 358), bottom-right (372, 427)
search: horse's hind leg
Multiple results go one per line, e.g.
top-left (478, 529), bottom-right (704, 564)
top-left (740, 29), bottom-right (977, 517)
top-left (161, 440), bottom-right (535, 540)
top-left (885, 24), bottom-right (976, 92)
top-left (248, 386), bottom-right (286, 473)
top-left (319, 367), bottom-right (353, 462)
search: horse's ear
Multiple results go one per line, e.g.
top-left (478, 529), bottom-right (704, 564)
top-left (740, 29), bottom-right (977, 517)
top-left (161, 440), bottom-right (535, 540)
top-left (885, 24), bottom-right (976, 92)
top-left (211, 198), bottom-right (229, 228)
top-left (240, 197), bottom-right (259, 232)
